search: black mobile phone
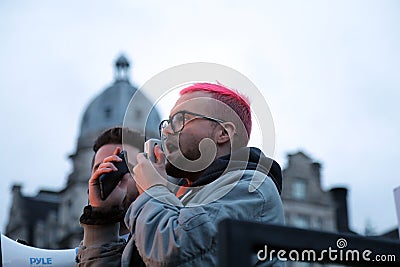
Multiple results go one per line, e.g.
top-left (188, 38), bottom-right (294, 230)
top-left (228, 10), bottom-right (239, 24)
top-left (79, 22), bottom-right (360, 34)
top-left (99, 150), bottom-right (129, 200)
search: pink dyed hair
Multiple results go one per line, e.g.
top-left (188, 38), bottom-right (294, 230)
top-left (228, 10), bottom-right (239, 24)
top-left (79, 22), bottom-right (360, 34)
top-left (179, 82), bottom-right (252, 137)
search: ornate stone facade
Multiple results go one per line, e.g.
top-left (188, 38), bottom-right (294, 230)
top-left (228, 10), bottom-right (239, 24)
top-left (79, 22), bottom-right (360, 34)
top-left (6, 55), bottom-right (160, 248)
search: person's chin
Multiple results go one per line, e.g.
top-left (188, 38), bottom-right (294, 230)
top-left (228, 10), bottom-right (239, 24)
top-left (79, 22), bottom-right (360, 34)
top-left (165, 154), bottom-right (196, 178)
top-left (165, 157), bottom-right (184, 178)
top-left (165, 154), bottom-right (206, 179)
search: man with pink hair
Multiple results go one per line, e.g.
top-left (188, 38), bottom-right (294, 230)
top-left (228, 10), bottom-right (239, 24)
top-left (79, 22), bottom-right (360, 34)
top-left (77, 82), bottom-right (284, 266)
top-left (127, 82), bottom-right (284, 266)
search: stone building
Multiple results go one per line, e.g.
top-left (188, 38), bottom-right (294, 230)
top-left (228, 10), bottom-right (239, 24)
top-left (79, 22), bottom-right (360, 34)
top-left (281, 151), bottom-right (352, 267)
top-left (6, 185), bottom-right (60, 247)
top-left (282, 151), bottom-right (336, 231)
top-left (5, 54), bottom-right (161, 248)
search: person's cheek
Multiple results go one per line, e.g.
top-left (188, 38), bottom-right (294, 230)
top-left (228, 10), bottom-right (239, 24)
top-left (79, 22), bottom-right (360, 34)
top-left (127, 175), bottom-right (139, 197)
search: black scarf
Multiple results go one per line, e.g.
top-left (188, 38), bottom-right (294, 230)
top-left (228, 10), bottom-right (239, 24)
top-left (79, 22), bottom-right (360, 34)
top-left (190, 147), bottom-right (282, 194)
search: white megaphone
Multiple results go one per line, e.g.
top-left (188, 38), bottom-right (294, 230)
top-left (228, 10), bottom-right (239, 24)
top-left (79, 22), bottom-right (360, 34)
top-left (1, 233), bottom-right (76, 267)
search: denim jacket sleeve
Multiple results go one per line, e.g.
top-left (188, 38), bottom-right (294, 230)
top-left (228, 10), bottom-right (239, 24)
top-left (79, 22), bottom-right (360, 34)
top-left (123, 170), bottom-right (284, 267)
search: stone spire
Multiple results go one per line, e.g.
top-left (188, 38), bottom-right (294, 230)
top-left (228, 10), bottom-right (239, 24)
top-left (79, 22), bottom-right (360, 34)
top-left (114, 54), bottom-right (130, 81)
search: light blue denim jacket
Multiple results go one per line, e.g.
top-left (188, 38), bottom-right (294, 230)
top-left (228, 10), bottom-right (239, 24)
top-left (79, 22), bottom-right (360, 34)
top-left (122, 169), bottom-right (284, 267)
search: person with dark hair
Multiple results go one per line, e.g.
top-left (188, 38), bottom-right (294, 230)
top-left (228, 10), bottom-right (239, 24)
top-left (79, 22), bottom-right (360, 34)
top-left (76, 126), bottom-right (145, 267)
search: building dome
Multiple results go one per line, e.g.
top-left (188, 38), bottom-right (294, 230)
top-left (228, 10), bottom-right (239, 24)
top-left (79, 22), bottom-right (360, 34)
top-left (68, 54), bottom-right (161, 186)
top-left (77, 54), bottom-right (160, 148)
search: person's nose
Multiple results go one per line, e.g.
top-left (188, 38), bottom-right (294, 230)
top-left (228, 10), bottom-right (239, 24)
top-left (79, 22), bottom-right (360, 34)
top-left (162, 123), bottom-right (174, 135)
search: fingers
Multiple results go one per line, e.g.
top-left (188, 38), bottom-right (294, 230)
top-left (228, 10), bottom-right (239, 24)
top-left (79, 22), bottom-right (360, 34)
top-left (89, 155), bottom-right (122, 185)
top-left (133, 148), bottom-right (168, 194)
top-left (100, 147), bottom-right (122, 165)
top-left (136, 152), bottom-right (149, 163)
top-left (154, 145), bottom-right (165, 164)
top-left (132, 164), bottom-right (145, 195)
top-left (113, 147), bottom-right (122, 155)
top-left (137, 145), bottom-right (164, 164)
top-left (91, 152), bottom-right (123, 182)
top-left (103, 154), bottom-right (123, 163)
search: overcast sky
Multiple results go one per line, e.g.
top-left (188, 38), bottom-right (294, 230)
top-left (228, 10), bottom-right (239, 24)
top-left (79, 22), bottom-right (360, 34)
top-left (1, 0), bottom-right (399, 235)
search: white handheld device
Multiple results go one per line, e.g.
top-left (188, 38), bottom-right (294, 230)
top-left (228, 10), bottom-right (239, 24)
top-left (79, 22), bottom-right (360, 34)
top-left (144, 139), bottom-right (161, 163)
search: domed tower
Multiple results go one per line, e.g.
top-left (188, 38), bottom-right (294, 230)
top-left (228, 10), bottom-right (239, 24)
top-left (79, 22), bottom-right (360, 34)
top-left (58, 55), bottom-right (161, 247)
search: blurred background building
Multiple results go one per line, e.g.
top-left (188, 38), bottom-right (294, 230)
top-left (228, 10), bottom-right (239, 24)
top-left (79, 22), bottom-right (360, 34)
top-left (5, 54), bottom-right (161, 248)
top-left (282, 151), bottom-right (351, 233)
top-left (281, 152), bottom-right (351, 267)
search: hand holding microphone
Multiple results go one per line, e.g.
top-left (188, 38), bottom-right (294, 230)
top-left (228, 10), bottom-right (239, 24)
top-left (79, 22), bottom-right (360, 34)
top-left (133, 139), bottom-right (167, 194)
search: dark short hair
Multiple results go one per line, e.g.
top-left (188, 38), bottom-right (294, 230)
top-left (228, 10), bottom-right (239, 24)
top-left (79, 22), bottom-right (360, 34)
top-left (91, 126), bottom-right (144, 167)
top-left (93, 126), bottom-right (144, 153)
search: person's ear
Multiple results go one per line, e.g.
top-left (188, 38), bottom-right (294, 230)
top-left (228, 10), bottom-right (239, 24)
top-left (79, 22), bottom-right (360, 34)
top-left (216, 122), bottom-right (236, 145)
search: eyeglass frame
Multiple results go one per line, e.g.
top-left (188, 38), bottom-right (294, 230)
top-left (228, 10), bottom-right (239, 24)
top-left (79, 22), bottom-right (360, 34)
top-left (159, 110), bottom-right (226, 137)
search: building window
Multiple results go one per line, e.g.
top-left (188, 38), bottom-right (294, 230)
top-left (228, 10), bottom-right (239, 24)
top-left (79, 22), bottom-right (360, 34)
top-left (292, 214), bottom-right (310, 229)
top-left (314, 217), bottom-right (324, 230)
top-left (104, 107), bottom-right (112, 119)
top-left (292, 178), bottom-right (307, 200)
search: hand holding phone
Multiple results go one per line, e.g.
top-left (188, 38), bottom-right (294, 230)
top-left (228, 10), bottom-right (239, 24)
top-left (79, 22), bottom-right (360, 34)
top-left (98, 150), bottom-right (129, 200)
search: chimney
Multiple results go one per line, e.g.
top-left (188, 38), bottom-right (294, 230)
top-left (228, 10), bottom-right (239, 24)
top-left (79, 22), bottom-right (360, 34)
top-left (330, 187), bottom-right (351, 233)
